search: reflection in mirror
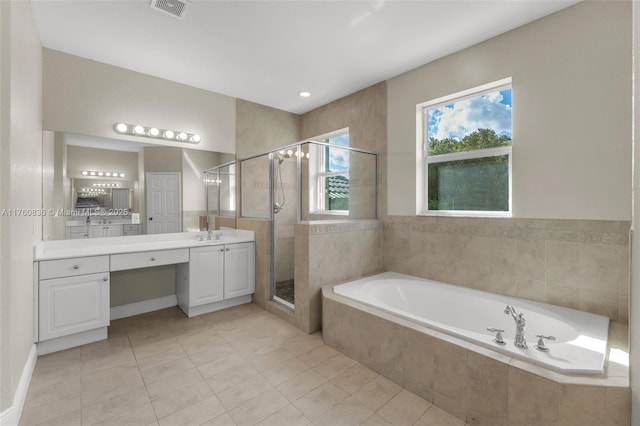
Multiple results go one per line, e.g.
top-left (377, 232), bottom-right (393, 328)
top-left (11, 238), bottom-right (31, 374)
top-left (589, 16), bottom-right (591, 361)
top-left (205, 162), bottom-right (237, 230)
top-left (42, 131), bottom-right (235, 240)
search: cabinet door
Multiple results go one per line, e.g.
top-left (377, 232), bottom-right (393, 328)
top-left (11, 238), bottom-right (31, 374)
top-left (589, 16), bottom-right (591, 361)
top-left (106, 225), bottom-right (123, 237)
top-left (224, 243), bottom-right (255, 299)
top-left (39, 273), bottom-right (110, 341)
top-left (88, 226), bottom-right (106, 238)
top-left (189, 246), bottom-right (224, 306)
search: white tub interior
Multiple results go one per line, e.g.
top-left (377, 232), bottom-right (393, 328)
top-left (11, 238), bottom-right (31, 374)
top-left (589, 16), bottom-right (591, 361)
top-left (334, 272), bottom-right (610, 374)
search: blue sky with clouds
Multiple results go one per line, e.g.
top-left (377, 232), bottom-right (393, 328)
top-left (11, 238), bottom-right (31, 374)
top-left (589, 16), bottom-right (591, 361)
top-left (427, 88), bottom-right (512, 141)
top-left (328, 133), bottom-right (350, 171)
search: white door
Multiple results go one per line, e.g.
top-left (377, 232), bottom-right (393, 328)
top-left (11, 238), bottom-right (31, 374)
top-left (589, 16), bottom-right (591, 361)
top-left (189, 246), bottom-right (224, 306)
top-left (39, 273), bottom-right (110, 341)
top-left (146, 172), bottom-right (181, 234)
top-left (224, 242), bottom-right (255, 298)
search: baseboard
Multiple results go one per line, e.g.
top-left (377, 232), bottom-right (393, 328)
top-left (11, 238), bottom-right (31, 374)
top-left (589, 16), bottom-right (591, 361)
top-left (110, 295), bottom-right (177, 320)
top-left (37, 327), bottom-right (107, 356)
top-left (0, 344), bottom-right (37, 426)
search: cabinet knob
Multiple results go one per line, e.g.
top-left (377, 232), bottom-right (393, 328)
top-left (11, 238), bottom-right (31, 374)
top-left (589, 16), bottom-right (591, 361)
top-left (219, 249), bottom-right (224, 252)
top-left (73, 265), bottom-right (80, 270)
top-left (102, 277), bottom-right (108, 282)
top-left (150, 257), bottom-right (156, 261)
top-left (226, 248), bottom-right (230, 251)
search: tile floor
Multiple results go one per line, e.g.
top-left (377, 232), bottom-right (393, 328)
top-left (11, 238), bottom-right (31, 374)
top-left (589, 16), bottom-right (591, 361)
top-left (20, 303), bottom-right (470, 426)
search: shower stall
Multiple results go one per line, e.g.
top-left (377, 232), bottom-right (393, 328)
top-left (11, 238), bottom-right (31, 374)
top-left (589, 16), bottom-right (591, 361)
top-left (239, 141), bottom-right (377, 309)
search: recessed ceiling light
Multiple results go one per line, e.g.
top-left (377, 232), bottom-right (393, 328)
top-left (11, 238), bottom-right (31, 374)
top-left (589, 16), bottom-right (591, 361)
top-left (299, 91), bottom-right (311, 98)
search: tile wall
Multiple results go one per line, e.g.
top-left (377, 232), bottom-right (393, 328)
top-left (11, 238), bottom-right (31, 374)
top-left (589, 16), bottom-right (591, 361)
top-left (383, 216), bottom-right (630, 322)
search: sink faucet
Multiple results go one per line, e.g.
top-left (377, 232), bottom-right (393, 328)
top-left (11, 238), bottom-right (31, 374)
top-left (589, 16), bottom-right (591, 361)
top-left (505, 305), bottom-right (527, 349)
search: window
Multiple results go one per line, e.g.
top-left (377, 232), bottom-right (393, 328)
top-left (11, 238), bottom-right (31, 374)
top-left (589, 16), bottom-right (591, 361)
top-left (310, 129), bottom-right (350, 214)
top-left (418, 79), bottom-right (512, 216)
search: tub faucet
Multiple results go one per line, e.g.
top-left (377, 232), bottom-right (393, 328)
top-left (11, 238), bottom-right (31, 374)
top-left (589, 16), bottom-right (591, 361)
top-left (505, 305), bottom-right (527, 349)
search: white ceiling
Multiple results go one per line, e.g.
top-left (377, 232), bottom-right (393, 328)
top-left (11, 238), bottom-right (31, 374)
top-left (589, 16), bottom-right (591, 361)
top-left (31, 0), bottom-right (579, 114)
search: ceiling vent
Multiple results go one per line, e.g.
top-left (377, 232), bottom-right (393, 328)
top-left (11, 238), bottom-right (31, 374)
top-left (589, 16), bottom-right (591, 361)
top-left (150, 0), bottom-right (189, 20)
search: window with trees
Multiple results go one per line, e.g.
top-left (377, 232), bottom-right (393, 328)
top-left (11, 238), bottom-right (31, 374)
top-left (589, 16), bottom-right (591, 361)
top-left (418, 79), bottom-right (512, 216)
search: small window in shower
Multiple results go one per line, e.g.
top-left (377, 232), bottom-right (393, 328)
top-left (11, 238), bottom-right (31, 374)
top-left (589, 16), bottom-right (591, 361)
top-left (310, 129), bottom-right (350, 215)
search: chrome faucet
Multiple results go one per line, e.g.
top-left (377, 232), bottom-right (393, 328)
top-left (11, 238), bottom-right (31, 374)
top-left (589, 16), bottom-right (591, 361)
top-left (505, 305), bottom-right (527, 349)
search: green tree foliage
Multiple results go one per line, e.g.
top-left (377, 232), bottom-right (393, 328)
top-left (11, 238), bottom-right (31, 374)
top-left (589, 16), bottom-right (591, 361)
top-left (428, 128), bottom-right (511, 156)
top-left (427, 129), bottom-right (511, 211)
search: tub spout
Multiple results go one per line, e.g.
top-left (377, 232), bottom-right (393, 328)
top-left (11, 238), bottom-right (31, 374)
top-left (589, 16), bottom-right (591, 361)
top-left (505, 305), bottom-right (528, 349)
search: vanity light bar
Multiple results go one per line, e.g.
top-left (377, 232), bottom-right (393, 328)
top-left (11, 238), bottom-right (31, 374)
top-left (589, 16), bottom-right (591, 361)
top-left (81, 170), bottom-right (126, 178)
top-left (92, 183), bottom-right (119, 187)
top-left (113, 122), bottom-right (201, 144)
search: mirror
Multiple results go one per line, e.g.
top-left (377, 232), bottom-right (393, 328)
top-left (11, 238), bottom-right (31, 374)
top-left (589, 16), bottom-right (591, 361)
top-left (42, 131), bottom-right (236, 240)
top-left (205, 162), bottom-right (237, 230)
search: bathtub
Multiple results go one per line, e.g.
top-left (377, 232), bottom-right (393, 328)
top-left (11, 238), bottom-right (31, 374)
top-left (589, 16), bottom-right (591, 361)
top-left (333, 272), bottom-right (609, 374)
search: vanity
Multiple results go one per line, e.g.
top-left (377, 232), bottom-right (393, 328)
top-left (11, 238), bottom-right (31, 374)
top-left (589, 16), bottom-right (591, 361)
top-left (33, 230), bottom-right (255, 354)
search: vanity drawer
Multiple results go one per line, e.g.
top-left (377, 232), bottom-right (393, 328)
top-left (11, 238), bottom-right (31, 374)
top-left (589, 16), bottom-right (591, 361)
top-left (40, 256), bottom-right (110, 280)
top-left (110, 248), bottom-right (189, 271)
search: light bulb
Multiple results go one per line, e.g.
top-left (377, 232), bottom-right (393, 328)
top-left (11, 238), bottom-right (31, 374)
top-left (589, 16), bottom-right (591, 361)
top-left (164, 130), bottom-right (175, 139)
top-left (133, 125), bottom-right (145, 135)
top-left (115, 123), bottom-right (128, 133)
top-left (287, 150), bottom-right (293, 157)
top-left (89, 171), bottom-right (96, 176)
top-left (306, 153), bottom-right (310, 159)
top-left (299, 91), bottom-right (311, 97)
top-left (148, 127), bottom-right (160, 137)
top-left (191, 134), bottom-right (201, 143)
top-left (177, 132), bottom-right (187, 141)
top-left (105, 172), bottom-right (111, 177)
top-left (120, 173), bottom-right (126, 178)
top-left (97, 172), bottom-right (104, 176)
top-left (81, 171), bottom-right (88, 176)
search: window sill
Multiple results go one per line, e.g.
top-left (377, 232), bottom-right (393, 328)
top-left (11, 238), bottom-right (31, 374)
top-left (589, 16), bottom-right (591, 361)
top-left (310, 210), bottom-right (349, 216)
top-left (418, 210), bottom-right (512, 218)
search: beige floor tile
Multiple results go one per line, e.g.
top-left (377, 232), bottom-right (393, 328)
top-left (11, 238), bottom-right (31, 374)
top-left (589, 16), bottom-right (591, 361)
top-left (131, 337), bottom-right (182, 362)
top-left (92, 401), bottom-right (157, 426)
top-left (415, 405), bottom-right (466, 426)
top-left (82, 335), bottom-right (131, 355)
top-left (19, 397), bottom-right (81, 426)
top-left (82, 365), bottom-right (145, 406)
top-left (312, 395), bottom-right (374, 426)
top-left (82, 385), bottom-right (150, 426)
top-left (217, 374), bottom-right (274, 410)
top-left (293, 382), bottom-right (349, 420)
top-left (228, 389), bottom-right (289, 426)
top-left (353, 375), bottom-right (402, 412)
top-left (360, 413), bottom-right (392, 426)
top-left (297, 344), bottom-right (339, 367)
top-left (82, 345), bottom-right (137, 374)
top-left (26, 364), bottom-right (82, 395)
top-left (206, 362), bottom-right (261, 394)
top-left (33, 409), bottom-right (82, 426)
top-left (33, 348), bottom-right (82, 376)
top-left (145, 368), bottom-right (207, 401)
top-left (276, 369), bottom-right (328, 402)
top-left (198, 352), bottom-right (247, 379)
top-left (187, 341), bottom-right (237, 367)
top-left (24, 376), bottom-right (81, 410)
top-left (200, 412), bottom-right (238, 426)
top-left (330, 364), bottom-right (378, 395)
top-left (135, 343), bottom-right (187, 369)
top-left (282, 333), bottom-right (325, 357)
top-left (151, 379), bottom-right (213, 419)
top-left (262, 358), bottom-right (310, 386)
top-left (377, 389), bottom-right (431, 426)
top-left (140, 356), bottom-right (195, 385)
top-left (245, 346), bottom-right (296, 372)
top-left (165, 315), bottom-right (211, 336)
top-left (313, 353), bottom-right (357, 380)
top-left (157, 395), bottom-right (225, 426)
top-left (256, 404), bottom-right (311, 426)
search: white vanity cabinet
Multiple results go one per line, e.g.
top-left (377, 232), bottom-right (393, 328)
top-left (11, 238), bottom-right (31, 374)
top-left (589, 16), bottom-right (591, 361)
top-left (37, 256), bottom-right (110, 348)
top-left (177, 242), bottom-right (255, 317)
top-left (89, 225), bottom-right (124, 238)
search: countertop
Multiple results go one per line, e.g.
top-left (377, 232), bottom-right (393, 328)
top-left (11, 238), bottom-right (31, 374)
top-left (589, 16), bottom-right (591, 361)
top-left (34, 230), bottom-right (255, 261)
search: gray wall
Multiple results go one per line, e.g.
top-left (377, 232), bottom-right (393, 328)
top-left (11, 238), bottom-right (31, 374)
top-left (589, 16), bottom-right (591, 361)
top-left (387, 1), bottom-right (632, 221)
top-left (0, 0), bottom-right (43, 412)
top-left (43, 49), bottom-right (236, 155)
